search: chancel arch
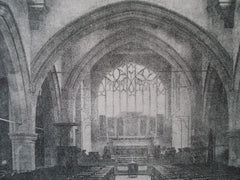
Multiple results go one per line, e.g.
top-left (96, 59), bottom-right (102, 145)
top-left (30, 2), bottom-right (234, 155)
top-left (63, 28), bottom-right (196, 90)
top-left (55, 28), bottom-right (200, 154)
top-left (63, 36), bottom-right (193, 155)
top-left (60, 28), bottom-right (199, 121)
top-left (31, 1), bottom-right (233, 97)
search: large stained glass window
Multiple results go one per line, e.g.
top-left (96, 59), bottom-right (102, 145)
top-left (98, 62), bottom-right (166, 138)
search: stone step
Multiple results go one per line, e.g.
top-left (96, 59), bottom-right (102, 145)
top-left (116, 165), bottom-right (149, 176)
top-left (117, 157), bottom-right (148, 165)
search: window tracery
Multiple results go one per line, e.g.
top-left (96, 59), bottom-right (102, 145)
top-left (97, 62), bottom-right (166, 138)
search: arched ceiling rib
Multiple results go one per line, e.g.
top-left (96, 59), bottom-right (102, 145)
top-left (31, 1), bottom-right (233, 95)
top-left (63, 28), bottom-right (196, 93)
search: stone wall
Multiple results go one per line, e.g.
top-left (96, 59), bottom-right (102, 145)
top-left (0, 78), bottom-right (11, 168)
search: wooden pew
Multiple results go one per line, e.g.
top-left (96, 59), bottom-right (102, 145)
top-left (150, 164), bottom-right (240, 180)
top-left (89, 166), bottom-right (114, 180)
top-left (71, 166), bottom-right (102, 180)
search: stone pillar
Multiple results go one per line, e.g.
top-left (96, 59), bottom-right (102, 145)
top-left (81, 75), bottom-right (92, 153)
top-left (59, 86), bottom-right (78, 147)
top-left (228, 129), bottom-right (240, 166)
top-left (9, 133), bottom-right (37, 172)
top-left (61, 88), bottom-right (76, 124)
top-left (166, 83), bottom-right (172, 146)
top-left (227, 90), bottom-right (240, 167)
top-left (91, 80), bottom-right (100, 151)
top-left (8, 85), bottom-right (37, 172)
top-left (190, 85), bottom-right (205, 150)
top-left (75, 88), bottom-right (82, 148)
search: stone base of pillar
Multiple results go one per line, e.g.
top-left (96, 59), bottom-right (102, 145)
top-left (9, 133), bottom-right (37, 172)
top-left (228, 129), bottom-right (240, 167)
top-left (215, 144), bottom-right (229, 164)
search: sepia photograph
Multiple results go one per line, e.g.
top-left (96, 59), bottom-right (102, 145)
top-left (0, 0), bottom-right (240, 179)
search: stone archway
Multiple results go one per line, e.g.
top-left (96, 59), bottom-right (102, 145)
top-left (60, 29), bottom-right (199, 152)
top-left (31, 1), bottom-right (233, 96)
top-left (30, 0), bottom-right (234, 166)
top-left (60, 28), bottom-right (199, 125)
top-left (203, 65), bottom-right (229, 164)
top-left (35, 67), bottom-right (60, 168)
top-left (64, 28), bottom-right (196, 90)
top-left (0, 3), bottom-right (36, 172)
top-left (227, 45), bottom-right (240, 167)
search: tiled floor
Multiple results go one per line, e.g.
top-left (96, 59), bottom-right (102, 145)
top-left (116, 175), bottom-right (151, 180)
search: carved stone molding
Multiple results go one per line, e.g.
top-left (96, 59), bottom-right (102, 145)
top-left (217, 0), bottom-right (236, 28)
top-left (27, 0), bottom-right (47, 30)
top-left (9, 133), bottom-right (38, 142)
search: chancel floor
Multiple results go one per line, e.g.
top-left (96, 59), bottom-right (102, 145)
top-left (116, 175), bottom-right (151, 180)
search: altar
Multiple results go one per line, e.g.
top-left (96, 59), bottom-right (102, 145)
top-left (110, 137), bottom-right (153, 147)
top-left (109, 137), bottom-right (153, 164)
top-left (99, 112), bottom-right (168, 163)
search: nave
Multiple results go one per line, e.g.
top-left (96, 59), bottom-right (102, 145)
top-left (1, 158), bottom-right (240, 179)
top-left (1, 0), bottom-right (240, 179)
top-left (1, 142), bottom-right (240, 179)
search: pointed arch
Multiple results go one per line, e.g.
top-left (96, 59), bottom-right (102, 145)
top-left (31, 1), bottom-right (233, 96)
top-left (0, 2), bottom-right (31, 131)
top-left (64, 28), bottom-right (196, 91)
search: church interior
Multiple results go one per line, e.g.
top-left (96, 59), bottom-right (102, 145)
top-left (1, 0), bottom-right (240, 179)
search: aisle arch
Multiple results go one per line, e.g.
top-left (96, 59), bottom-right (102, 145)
top-left (0, 2), bottom-right (31, 130)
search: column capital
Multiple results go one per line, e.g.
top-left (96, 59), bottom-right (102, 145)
top-left (9, 133), bottom-right (37, 142)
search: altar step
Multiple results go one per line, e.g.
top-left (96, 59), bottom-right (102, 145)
top-left (116, 165), bottom-right (149, 175)
top-left (116, 156), bottom-right (148, 165)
